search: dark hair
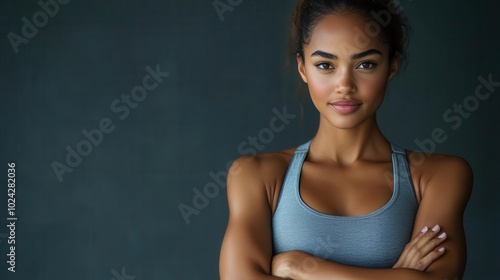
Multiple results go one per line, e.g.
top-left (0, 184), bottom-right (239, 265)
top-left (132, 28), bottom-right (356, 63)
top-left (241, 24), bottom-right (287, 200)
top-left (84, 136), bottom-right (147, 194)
top-left (290, 0), bottom-right (412, 68)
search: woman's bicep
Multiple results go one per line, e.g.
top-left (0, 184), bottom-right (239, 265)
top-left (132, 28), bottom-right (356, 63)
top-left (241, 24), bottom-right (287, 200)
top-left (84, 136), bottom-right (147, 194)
top-left (219, 156), bottom-right (279, 280)
top-left (410, 155), bottom-right (473, 279)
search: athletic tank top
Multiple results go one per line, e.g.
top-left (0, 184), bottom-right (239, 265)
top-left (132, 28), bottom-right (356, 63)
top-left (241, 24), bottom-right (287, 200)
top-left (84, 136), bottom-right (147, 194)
top-left (272, 140), bottom-right (419, 268)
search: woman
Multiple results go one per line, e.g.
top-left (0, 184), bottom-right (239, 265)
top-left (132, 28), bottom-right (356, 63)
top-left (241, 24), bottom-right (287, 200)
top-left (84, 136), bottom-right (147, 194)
top-left (219, 0), bottom-right (472, 279)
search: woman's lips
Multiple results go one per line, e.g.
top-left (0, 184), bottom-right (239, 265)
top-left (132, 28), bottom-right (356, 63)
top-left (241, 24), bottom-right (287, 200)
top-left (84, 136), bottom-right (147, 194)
top-left (329, 100), bottom-right (362, 114)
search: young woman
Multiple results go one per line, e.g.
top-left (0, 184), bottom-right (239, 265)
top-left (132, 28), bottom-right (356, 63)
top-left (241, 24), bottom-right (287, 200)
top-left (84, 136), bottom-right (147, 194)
top-left (219, 0), bottom-right (472, 279)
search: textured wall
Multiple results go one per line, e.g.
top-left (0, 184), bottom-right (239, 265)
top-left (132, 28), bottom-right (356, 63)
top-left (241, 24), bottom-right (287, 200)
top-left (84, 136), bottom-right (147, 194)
top-left (0, 0), bottom-right (498, 279)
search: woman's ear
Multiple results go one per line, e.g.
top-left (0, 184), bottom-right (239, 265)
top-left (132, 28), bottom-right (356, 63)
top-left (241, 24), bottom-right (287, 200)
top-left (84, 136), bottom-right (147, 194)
top-left (388, 56), bottom-right (399, 81)
top-left (296, 53), bottom-right (308, 83)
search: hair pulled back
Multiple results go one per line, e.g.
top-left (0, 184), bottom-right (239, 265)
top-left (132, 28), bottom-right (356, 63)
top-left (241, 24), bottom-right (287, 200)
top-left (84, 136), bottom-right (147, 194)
top-left (291, 0), bottom-right (411, 66)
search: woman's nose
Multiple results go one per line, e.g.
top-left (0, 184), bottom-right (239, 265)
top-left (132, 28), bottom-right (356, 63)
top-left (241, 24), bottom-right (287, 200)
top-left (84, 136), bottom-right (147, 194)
top-left (335, 70), bottom-right (356, 94)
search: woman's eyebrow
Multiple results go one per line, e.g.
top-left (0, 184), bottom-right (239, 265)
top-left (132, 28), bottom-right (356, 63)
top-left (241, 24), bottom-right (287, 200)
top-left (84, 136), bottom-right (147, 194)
top-left (311, 49), bottom-right (383, 60)
top-left (351, 49), bottom-right (383, 60)
top-left (311, 50), bottom-right (337, 59)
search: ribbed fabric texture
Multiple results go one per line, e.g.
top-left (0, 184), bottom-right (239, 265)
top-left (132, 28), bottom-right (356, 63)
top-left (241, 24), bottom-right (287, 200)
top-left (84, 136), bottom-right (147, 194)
top-left (272, 140), bottom-right (419, 268)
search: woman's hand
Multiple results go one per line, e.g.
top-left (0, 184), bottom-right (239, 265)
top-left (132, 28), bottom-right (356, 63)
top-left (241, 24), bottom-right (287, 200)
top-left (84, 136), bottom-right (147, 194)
top-left (393, 224), bottom-right (448, 271)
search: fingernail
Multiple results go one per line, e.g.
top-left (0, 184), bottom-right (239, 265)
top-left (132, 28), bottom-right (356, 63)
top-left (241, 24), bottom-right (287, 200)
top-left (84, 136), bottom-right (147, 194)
top-left (438, 247), bottom-right (445, 253)
top-left (438, 232), bottom-right (447, 239)
top-left (432, 225), bottom-right (440, 232)
top-left (421, 226), bottom-right (428, 233)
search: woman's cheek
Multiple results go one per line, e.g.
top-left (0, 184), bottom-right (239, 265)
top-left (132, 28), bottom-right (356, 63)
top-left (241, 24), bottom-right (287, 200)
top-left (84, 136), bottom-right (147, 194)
top-left (359, 76), bottom-right (387, 99)
top-left (308, 74), bottom-right (334, 100)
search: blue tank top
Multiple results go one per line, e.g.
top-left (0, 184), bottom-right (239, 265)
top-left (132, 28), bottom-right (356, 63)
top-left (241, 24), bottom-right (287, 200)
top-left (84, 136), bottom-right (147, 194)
top-left (272, 140), bottom-right (419, 268)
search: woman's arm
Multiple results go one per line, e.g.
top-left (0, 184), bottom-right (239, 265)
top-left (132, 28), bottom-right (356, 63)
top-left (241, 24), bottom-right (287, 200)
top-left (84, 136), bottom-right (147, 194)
top-left (272, 154), bottom-right (472, 280)
top-left (219, 155), bottom-right (285, 280)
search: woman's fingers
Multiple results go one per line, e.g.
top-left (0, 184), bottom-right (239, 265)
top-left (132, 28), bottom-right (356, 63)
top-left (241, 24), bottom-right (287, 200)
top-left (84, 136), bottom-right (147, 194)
top-left (399, 225), bottom-right (433, 267)
top-left (409, 246), bottom-right (446, 271)
top-left (394, 225), bottom-right (447, 271)
top-left (408, 225), bottom-right (447, 266)
top-left (393, 226), bottom-right (428, 268)
top-left (403, 225), bottom-right (441, 264)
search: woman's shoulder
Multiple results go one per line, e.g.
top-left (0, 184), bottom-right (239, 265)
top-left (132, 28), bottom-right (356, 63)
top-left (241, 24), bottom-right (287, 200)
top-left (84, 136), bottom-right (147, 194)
top-left (226, 146), bottom-right (297, 208)
top-left (405, 149), bottom-right (473, 199)
top-left (229, 146), bottom-right (296, 182)
top-left (405, 149), bottom-right (472, 175)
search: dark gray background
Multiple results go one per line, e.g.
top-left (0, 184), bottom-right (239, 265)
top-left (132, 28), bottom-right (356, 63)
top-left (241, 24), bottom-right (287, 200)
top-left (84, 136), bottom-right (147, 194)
top-left (0, 0), bottom-right (498, 279)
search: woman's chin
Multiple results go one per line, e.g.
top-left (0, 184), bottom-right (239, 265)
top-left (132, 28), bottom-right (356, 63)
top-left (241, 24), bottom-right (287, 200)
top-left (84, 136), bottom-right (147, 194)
top-left (322, 114), bottom-right (374, 130)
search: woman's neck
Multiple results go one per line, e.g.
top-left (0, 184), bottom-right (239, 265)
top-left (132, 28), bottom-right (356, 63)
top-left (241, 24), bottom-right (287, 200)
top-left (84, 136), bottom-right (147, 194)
top-left (308, 115), bottom-right (391, 166)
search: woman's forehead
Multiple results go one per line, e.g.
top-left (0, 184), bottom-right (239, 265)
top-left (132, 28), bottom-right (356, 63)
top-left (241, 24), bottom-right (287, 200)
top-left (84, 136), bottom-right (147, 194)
top-left (306, 13), bottom-right (388, 56)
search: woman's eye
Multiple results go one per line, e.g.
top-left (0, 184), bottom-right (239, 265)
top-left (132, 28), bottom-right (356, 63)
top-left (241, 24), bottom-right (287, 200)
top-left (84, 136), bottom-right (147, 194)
top-left (357, 61), bottom-right (377, 70)
top-left (315, 62), bottom-right (333, 70)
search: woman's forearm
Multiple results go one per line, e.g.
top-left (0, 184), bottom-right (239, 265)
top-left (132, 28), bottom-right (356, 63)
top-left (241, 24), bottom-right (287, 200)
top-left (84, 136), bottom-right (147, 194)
top-left (275, 251), bottom-right (458, 280)
top-left (293, 260), bottom-right (434, 280)
top-left (221, 266), bottom-right (288, 280)
top-left (222, 274), bottom-right (285, 280)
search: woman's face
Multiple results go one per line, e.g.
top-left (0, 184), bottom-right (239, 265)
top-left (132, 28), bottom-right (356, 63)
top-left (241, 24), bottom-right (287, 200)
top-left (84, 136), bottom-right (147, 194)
top-left (297, 12), bottom-right (398, 129)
